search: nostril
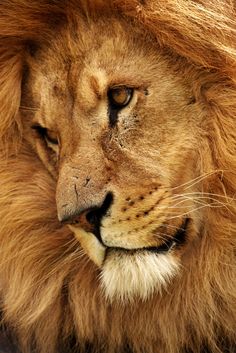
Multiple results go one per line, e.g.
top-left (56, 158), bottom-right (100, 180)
top-left (64, 192), bottom-right (114, 240)
top-left (100, 192), bottom-right (113, 217)
top-left (85, 192), bottom-right (113, 227)
top-left (86, 209), bottom-right (99, 226)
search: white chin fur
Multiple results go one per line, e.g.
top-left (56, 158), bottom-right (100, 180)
top-left (100, 250), bottom-right (179, 302)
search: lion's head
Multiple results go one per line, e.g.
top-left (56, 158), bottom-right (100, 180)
top-left (0, 1), bottom-right (235, 353)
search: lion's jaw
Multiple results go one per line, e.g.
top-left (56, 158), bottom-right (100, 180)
top-left (69, 229), bottom-right (181, 303)
top-left (68, 185), bottom-right (192, 301)
top-left (67, 180), bottom-right (195, 302)
top-left (70, 223), bottom-right (180, 301)
top-left (22, 15), bottom-right (203, 302)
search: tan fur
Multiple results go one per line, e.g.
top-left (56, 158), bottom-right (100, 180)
top-left (0, 1), bottom-right (236, 353)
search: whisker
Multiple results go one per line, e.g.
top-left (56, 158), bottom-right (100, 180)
top-left (166, 204), bottom-right (211, 221)
top-left (27, 247), bottom-right (85, 290)
top-left (169, 170), bottom-right (224, 192)
top-left (152, 231), bottom-right (175, 241)
top-left (169, 193), bottom-right (233, 212)
top-left (0, 236), bottom-right (78, 269)
top-left (164, 224), bottom-right (184, 231)
top-left (172, 191), bottom-right (235, 202)
top-left (19, 105), bottom-right (39, 112)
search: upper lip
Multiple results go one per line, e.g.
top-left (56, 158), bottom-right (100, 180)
top-left (107, 218), bottom-right (190, 254)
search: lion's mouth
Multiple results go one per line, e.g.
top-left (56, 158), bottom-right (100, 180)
top-left (107, 217), bottom-right (190, 255)
top-left (69, 218), bottom-right (190, 267)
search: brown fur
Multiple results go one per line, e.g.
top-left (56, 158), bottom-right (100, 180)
top-left (0, 1), bottom-right (236, 353)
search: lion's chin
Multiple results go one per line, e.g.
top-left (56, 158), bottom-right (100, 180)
top-left (100, 250), bottom-right (180, 302)
top-left (69, 225), bottom-right (181, 301)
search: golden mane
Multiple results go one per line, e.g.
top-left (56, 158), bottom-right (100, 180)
top-left (0, 1), bottom-right (235, 353)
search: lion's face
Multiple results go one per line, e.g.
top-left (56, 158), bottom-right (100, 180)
top-left (22, 16), bottom-right (204, 301)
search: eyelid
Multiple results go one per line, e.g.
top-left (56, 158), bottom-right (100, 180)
top-left (45, 130), bottom-right (58, 144)
top-left (31, 125), bottom-right (58, 145)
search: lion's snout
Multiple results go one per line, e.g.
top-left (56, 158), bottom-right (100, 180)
top-left (56, 158), bottom-right (113, 225)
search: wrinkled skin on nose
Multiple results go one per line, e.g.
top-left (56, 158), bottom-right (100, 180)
top-left (56, 155), bottom-right (112, 224)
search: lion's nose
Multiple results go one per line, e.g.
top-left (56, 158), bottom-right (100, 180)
top-left (60, 192), bottom-right (113, 240)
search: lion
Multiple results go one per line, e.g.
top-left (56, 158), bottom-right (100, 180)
top-left (0, 1), bottom-right (235, 352)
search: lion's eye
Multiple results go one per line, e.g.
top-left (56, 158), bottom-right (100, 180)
top-left (108, 87), bottom-right (133, 108)
top-left (32, 125), bottom-right (58, 145)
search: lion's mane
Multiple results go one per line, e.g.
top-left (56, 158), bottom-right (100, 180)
top-left (0, 1), bottom-right (235, 353)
